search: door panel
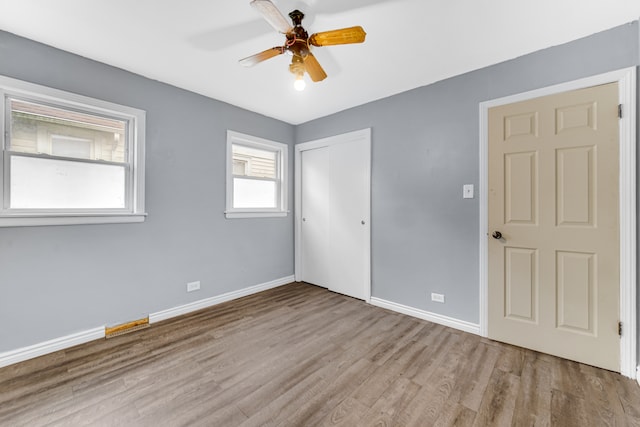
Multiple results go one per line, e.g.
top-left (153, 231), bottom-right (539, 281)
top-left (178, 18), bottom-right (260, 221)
top-left (300, 147), bottom-right (330, 287)
top-left (488, 83), bottom-right (619, 371)
top-left (556, 146), bottom-right (595, 226)
top-left (328, 138), bottom-right (369, 299)
top-left (556, 251), bottom-right (595, 334)
top-left (504, 151), bottom-right (538, 225)
top-left (504, 247), bottom-right (538, 323)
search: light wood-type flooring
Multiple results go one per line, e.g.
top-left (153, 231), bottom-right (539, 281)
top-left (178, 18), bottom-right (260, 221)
top-left (1, 282), bottom-right (639, 426)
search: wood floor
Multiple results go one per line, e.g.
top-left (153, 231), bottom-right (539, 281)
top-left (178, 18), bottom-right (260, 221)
top-left (1, 282), bottom-right (639, 426)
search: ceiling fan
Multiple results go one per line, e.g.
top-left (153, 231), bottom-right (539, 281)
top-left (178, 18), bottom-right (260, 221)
top-left (239, 0), bottom-right (367, 90)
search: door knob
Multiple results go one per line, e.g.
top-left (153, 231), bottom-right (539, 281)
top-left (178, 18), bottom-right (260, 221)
top-left (492, 231), bottom-right (502, 239)
top-left (361, 220), bottom-right (365, 225)
top-left (302, 218), bottom-right (306, 222)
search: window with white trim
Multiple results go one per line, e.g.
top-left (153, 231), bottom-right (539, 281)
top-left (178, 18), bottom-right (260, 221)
top-left (226, 131), bottom-right (288, 218)
top-left (0, 75), bottom-right (146, 227)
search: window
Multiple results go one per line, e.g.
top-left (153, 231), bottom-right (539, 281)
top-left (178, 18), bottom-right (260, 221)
top-left (226, 131), bottom-right (288, 218)
top-left (0, 75), bottom-right (146, 226)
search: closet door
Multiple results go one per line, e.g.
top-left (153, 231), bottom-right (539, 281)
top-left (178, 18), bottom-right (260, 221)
top-left (298, 129), bottom-right (371, 301)
top-left (328, 138), bottom-right (369, 299)
top-left (300, 147), bottom-right (330, 287)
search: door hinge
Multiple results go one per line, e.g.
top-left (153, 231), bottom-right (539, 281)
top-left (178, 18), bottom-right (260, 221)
top-left (618, 321), bottom-right (622, 337)
top-left (618, 104), bottom-right (623, 119)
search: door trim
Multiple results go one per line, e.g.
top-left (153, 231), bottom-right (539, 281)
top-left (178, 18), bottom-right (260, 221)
top-left (294, 128), bottom-right (372, 302)
top-left (479, 67), bottom-right (637, 378)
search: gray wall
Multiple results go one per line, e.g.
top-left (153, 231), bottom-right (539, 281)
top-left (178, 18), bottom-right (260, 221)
top-left (296, 22), bottom-right (640, 329)
top-left (0, 31), bottom-right (295, 352)
top-left (2, 21), bottom-right (639, 364)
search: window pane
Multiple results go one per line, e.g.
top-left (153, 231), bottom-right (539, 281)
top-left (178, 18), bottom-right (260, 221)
top-left (232, 144), bottom-right (277, 178)
top-left (9, 98), bottom-right (127, 163)
top-left (10, 155), bottom-right (126, 209)
top-left (233, 178), bottom-right (276, 208)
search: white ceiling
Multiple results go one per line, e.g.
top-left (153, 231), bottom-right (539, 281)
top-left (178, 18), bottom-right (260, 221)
top-left (0, 1), bottom-right (639, 124)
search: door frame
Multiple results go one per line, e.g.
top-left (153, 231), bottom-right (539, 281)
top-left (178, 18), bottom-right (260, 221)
top-left (294, 128), bottom-right (372, 302)
top-left (479, 67), bottom-right (637, 378)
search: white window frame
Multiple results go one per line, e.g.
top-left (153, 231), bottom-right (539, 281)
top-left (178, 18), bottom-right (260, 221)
top-left (0, 75), bottom-right (146, 227)
top-left (225, 130), bottom-right (288, 219)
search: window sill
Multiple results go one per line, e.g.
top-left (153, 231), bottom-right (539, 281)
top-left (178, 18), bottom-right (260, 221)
top-left (225, 211), bottom-right (288, 219)
top-left (0, 213), bottom-right (147, 227)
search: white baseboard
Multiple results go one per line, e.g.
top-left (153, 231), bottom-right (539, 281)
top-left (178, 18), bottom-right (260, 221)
top-left (149, 275), bottom-right (295, 324)
top-left (370, 297), bottom-right (481, 335)
top-left (0, 327), bottom-right (105, 369)
top-left (0, 275), bottom-right (294, 369)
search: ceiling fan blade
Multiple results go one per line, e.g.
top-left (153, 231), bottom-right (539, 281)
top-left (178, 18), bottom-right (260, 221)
top-left (309, 26), bottom-right (366, 46)
top-left (303, 52), bottom-right (327, 82)
top-left (239, 47), bottom-right (284, 67)
top-left (250, 0), bottom-right (293, 34)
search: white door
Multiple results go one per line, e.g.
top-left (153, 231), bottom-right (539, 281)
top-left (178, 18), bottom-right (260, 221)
top-left (488, 83), bottom-right (620, 371)
top-left (300, 147), bottom-right (330, 287)
top-left (328, 138), bottom-right (370, 299)
top-left (297, 130), bottom-right (371, 300)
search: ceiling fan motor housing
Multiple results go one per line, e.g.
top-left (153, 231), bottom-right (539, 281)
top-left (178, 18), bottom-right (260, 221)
top-left (285, 9), bottom-right (310, 58)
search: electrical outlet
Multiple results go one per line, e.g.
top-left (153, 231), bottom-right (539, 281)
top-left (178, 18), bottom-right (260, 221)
top-left (431, 292), bottom-right (445, 303)
top-left (187, 281), bottom-right (201, 292)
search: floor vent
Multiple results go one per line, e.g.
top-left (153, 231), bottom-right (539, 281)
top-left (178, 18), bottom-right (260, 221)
top-left (105, 317), bottom-right (150, 339)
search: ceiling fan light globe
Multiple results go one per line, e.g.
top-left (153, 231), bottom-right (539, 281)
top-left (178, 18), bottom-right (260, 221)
top-left (294, 76), bottom-right (306, 91)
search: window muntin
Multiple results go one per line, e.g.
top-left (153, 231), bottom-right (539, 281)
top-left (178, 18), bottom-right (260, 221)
top-left (226, 131), bottom-right (287, 218)
top-left (0, 75), bottom-right (146, 226)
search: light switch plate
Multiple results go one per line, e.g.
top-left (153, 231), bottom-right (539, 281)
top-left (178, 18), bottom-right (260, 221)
top-left (463, 184), bottom-right (474, 199)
